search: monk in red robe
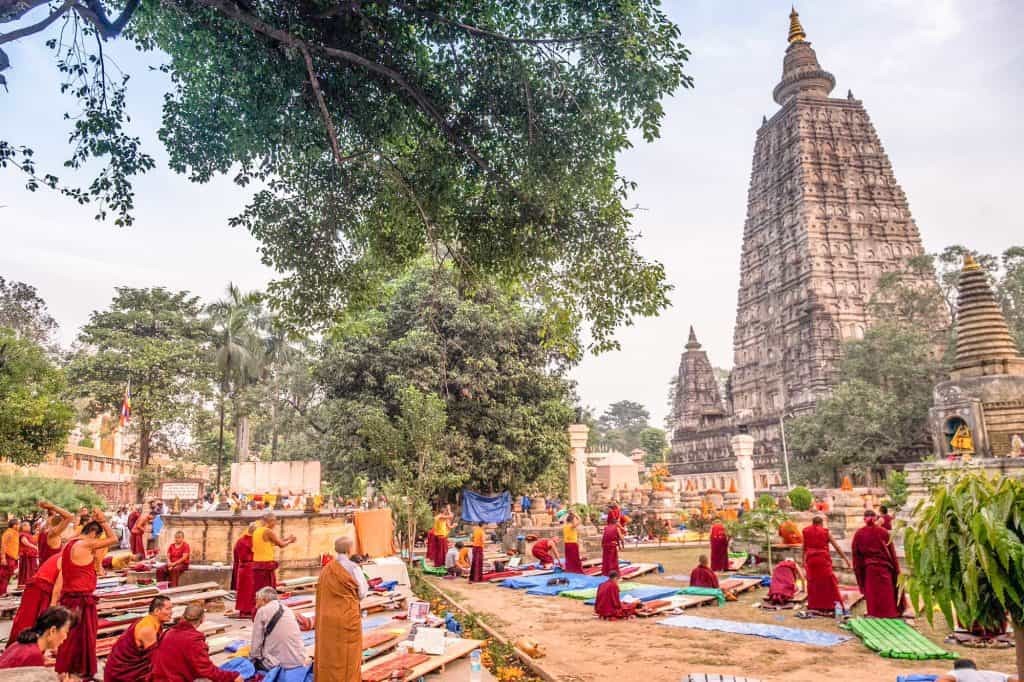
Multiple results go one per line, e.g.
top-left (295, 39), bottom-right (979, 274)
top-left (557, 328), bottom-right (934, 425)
top-left (594, 571), bottom-right (637, 620)
top-left (103, 595), bottom-right (173, 682)
top-left (130, 508), bottom-right (152, 560)
top-left (469, 523), bottom-right (486, 583)
top-left (765, 559), bottom-right (805, 605)
top-left (157, 531), bottom-right (190, 587)
top-left (151, 604), bottom-right (242, 682)
top-left (802, 516), bottom-right (852, 613)
top-left (36, 500), bottom-right (74, 566)
top-left (852, 509), bottom-right (904, 618)
top-left (879, 505), bottom-right (894, 531)
top-left (689, 554), bottom-right (720, 589)
top-left (17, 521), bottom-right (39, 587)
top-left (530, 537), bottom-right (560, 567)
top-left (601, 518), bottom-right (623, 576)
top-left (6, 553), bottom-right (62, 647)
top-left (709, 518), bottom-right (730, 572)
top-left (0, 606), bottom-right (73, 670)
top-left (232, 523), bottom-right (257, 617)
top-left (55, 510), bottom-right (120, 680)
top-left (126, 505), bottom-right (142, 556)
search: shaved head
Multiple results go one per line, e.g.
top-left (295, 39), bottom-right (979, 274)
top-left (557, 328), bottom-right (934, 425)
top-left (334, 536), bottom-right (353, 555)
top-left (182, 603), bottom-right (205, 624)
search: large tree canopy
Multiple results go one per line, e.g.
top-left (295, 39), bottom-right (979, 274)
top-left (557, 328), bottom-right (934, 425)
top-left (1, 0), bottom-right (691, 354)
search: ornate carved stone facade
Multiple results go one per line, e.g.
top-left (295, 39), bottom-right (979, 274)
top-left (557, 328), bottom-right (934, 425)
top-left (670, 10), bottom-right (934, 488)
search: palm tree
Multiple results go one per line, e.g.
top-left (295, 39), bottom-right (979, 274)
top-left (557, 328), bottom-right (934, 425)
top-left (207, 283), bottom-right (262, 487)
top-left (254, 308), bottom-right (298, 461)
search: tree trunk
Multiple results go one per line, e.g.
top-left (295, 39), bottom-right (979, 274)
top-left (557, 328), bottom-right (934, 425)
top-left (270, 398), bottom-right (279, 462)
top-left (1014, 615), bottom-right (1023, 681)
top-left (235, 411), bottom-right (250, 463)
top-left (136, 421), bottom-right (152, 503)
top-left (216, 398), bottom-right (226, 491)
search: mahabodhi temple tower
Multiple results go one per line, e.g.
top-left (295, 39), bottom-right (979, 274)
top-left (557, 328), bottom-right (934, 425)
top-left (669, 9), bottom-right (934, 491)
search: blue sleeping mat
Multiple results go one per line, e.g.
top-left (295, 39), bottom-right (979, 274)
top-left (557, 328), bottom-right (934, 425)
top-left (583, 585), bottom-right (681, 605)
top-left (525, 574), bottom-right (608, 596)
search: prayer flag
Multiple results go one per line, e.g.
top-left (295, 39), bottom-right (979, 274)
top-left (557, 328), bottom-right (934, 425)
top-left (119, 380), bottom-right (131, 426)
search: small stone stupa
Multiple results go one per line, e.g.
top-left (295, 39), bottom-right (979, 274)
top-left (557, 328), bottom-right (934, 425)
top-left (929, 255), bottom-right (1024, 457)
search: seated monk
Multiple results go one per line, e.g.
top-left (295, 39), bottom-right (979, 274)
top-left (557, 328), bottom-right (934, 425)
top-left (594, 571), bottom-right (637, 620)
top-left (151, 603), bottom-right (241, 682)
top-left (103, 595), bottom-right (173, 682)
top-left (157, 531), bottom-right (190, 587)
top-left (456, 543), bottom-right (471, 573)
top-left (778, 519), bottom-right (802, 546)
top-left (530, 537), bottom-right (560, 567)
top-left (765, 558), bottom-right (805, 605)
top-left (689, 554), bottom-right (719, 589)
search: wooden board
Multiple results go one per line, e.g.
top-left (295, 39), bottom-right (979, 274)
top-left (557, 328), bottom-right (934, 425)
top-left (635, 594), bottom-right (719, 617)
top-left (719, 578), bottom-right (763, 595)
top-left (360, 638), bottom-right (484, 681)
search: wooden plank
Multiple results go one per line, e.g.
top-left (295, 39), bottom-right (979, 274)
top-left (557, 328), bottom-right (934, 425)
top-left (360, 638), bottom-right (484, 681)
top-left (161, 581), bottom-right (220, 596)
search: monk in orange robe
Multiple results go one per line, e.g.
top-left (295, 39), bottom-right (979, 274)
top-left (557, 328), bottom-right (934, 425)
top-left (778, 519), bottom-right (802, 546)
top-left (802, 516), bottom-right (852, 613)
top-left (0, 520), bottom-right (19, 596)
top-left (709, 519), bottom-right (729, 572)
top-left (469, 523), bottom-right (486, 583)
top-left (594, 571), bottom-right (636, 620)
top-left (315, 536), bottom-right (367, 682)
top-left (852, 509), bottom-right (904, 618)
top-left (250, 513), bottom-right (297, 610)
top-left (151, 604), bottom-right (240, 682)
top-left (103, 595), bottom-right (173, 682)
top-left (689, 554), bottom-right (719, 589)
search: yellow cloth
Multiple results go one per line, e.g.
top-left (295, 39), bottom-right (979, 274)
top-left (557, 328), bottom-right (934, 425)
top-left (433, 515), bottom-right (448, 538)
top-left (457, 547), bottom-right (471, 569)
top-left (252, 526), bottom-right (274, 562)
top-left (471, 527), bottom-right (485, 548)
top-left (563, 523), bottom-right (578, 544)
top-left (353, 509), bottom-right (396, 558)
top-left (135, 614), bottom-right (161, 646)
top-left (1, 528), bottom-right (19, 560)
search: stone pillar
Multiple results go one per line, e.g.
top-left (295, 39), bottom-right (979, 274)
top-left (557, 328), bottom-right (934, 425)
top-left (731, 433), bottom-right (756, 508)
top-left (568, 424), bottom-right (589, 506)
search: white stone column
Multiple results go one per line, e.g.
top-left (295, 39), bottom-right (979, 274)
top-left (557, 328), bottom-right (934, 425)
top-left (731, 433), bottom-right (756, 508)
top-left (567, 424), bottom-right (590, 506)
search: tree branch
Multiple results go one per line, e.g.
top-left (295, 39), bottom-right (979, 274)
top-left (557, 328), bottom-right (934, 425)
top-left (72, 0), bottom-right (141, 39)
top-left (0, 0), bottom-right (73, 46)
top-left (297, 42), bottom-right (347, 168)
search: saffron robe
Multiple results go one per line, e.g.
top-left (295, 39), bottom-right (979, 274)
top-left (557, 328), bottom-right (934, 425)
top-left (531, 538), bottom-right (556, 565)
top-left (0, 528), bottom-right (17, 597)
top-left (778, 520), bottom-right (802, 546)
top-left (150, 620), bottom-right (236, 682)
top-left (562, 522), bottom-right (583, 574)
top-left (766, 560), bottom-right (800, 604)
top-left (802, 524), bottom-right (843, 612)
top-left (600, 523), bottom-right (620, 576)
top-left (17, 532), bottom-right (38, 587)
top-left (689, 564), bottom-right (719, 589)
top-left (709, 524), bottom-right (729, 572)
top-left (55, 539), bottom-right (99, 679)
top-left (7, 554), bottom-right (60, 647)
top-left (0, 642), bottom-right (45, 669)
top-left (594, 580), bottom-right (636, 620)
top-left (103, 615), bottom-right (161, 682)
top-left (314, 559), bottom-right (362, 682)
top-left (852, 522), bottom-right (903, 618)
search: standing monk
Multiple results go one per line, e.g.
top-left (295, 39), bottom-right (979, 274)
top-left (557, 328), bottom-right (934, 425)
top-left (36, 500), bottom-right (74, 565)
top-left (315, 536), bottom-right (368, 682)
top-left (232, 523), bottom-right (257, 618)
top-left (0, 520), bottom-right (19, 596)
top-left (103, 595), bottom-right (173, 682)
top-left (709, 517), bottom-right (730, 572)
top-left (55, 510), bottom-right (120, 680)
top-left (126, 505), bottom-right (142, 555)
top-left (852, 509), bottom-right (904, 618)
top-left (562, 511), bottom-right (584, 574)
top-left (158, 531), bottom-right (190, 587)
top-left (130, 508), bottom-right (153, 560)
top-left (469, 522), bottom-right (485, 583)
top-left (251, 513), bottom-right (296, 600)
top-left (17, 521), bottom-right (39, 587)
top-left (601, 515), bottom-right (624, 576)
top-left (6, 553), bottom-right (62, 647)
top-left (879, 505), bottom-right (894, 531)
top-left (431, 505), bottom-right (453, 567)
top-left (802, 516), bottom-right (852, 613)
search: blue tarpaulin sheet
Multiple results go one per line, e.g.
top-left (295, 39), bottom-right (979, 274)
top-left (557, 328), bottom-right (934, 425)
top-left (525, 574), bottom-right (608, 596)
top-left (658, 615), bottom-right (852, 647)
top-left (501, 569), bottom-right (569, 589)
top-left (219, 658), bottom-right (256, 679)
top-left (896, 677), bottom-right (938, 682)
top-left (583, 585), bottom-right (681, 605)
top-left (461, 490), bottom-right (512, 524)
top-left (263, 664), bottom-right (314, 682)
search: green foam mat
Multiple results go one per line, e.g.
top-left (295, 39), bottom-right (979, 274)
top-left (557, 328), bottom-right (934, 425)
top-left (559, 582), bottom-right (643, 600)
top-left (846, 618), bottom-right (957, 660)
top-left (420, 558), bottom-right (449, 576)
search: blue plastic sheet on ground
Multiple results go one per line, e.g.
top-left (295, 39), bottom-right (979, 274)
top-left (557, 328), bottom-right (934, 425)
top-left (224, 639), bottom-right (248, 653)
top-left (733, 574), bottom-right (772, 587)
top-left (896, 676), bottom-right (938, 682)
top-left (461, 490), bottom-right (512, 524)
top-left (525, 574), bottom-right (608, 596)
top-left (500, 568), bottom-right (566, 589)
top-left (263, 664), bottom-right (314, 682)
top-left (657, 615), bottom-right (853, 647)
top-left (362, 614), bottom-right (393, 631)
top-left (583, 585), bottom-right (681, 605)
top-left (219, 657), bottom-right (256, 679)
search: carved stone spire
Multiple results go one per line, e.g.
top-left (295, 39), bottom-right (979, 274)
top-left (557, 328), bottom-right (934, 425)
top-left (952, 255), bottom-right (1024, 379)
top-left (773, 8), bottom-right (835, 105)
top-left (686, 325), bottom-right (700, 350)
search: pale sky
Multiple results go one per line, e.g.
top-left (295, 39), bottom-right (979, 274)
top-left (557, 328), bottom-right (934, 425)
top-left (2, 1), bottom-right (1022, 428)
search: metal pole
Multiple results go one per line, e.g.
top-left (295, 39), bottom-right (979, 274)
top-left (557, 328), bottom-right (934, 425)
top-left (779, 415), bottom-right (792, 490)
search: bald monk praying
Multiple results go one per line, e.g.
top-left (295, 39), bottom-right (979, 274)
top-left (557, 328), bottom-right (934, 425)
top-left (689, 554), bottom-right (720, 589)
top-left (151, 604), bottom-right (241, 682)
top-left (315, 536), bottom-right (368, 682)
top-left (103, 595), bottom-right (173, 682)
top-left (765, 558), bottom-right (806, 605)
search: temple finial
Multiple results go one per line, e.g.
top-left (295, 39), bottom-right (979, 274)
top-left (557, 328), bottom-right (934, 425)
top-left (788, 7), bottom-right (807, 44)
top-left (686, 325), bottom-right (700, 350)
top-left (963, 254), bottom-right (981, 271)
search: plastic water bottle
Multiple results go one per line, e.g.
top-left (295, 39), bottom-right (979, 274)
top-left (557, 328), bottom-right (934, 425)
top-left (834, 601), bottom-right (843, 621)
top-left (469, 649), bottom-right (482, 682)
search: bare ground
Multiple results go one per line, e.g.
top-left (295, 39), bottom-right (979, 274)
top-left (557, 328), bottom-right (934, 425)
top-left (429, 545), bottom-right (1017, 682)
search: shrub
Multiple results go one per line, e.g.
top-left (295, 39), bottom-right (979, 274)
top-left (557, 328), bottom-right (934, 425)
top-left (787, 486), bottom-right (813, 511)
top-left (0, 473), bottom-right (105, 519)
top-left (756, 493), bottom-right (777, 510)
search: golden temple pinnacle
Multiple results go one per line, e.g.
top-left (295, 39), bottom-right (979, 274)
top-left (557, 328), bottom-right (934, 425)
top-left (788, 7), bottom-right (807, 44)
top-left (963, 254), bottom-right (981, 271)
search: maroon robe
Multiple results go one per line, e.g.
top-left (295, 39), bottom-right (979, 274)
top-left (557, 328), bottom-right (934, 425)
top-left (803, 524), bottom-right (843, 612)
top-left (55, 538), bottom-right (100, 679)
top-left (709, 524), bottom-right (729, 572)
top-left (0, 556), bottom-right (15, 597)
top-left (128, 511), bottom-right (145, 557)
top-left (158, 541), bottom-right (190, 587)
top-left (150, 620), bottom-right (237, 682)
top-left (469, 546), bottom-right (485, 583)
top-left (6, 554), bottom-right (59, 647)
top-left (600, 523), bottom-right (620, 576)
top-left (852, 521), bottom-right (904, 618)
top-left (766, 560), bottom-right (800, 604)
top-left (37, 528), bottom-right (62, 565)
top-left (16, 532), bottom-right (38, 587)
top-left (103, 617), bottom-right (161, 682)
top-left (689, 564), bottom-right (719, 589)
top-left (0, 641), bottom-right (45, 669)
top-left (594, 580), bottom-right (636, 620)
top-left (232, 534), bottom-right (256, 617)
top-left (563, 542), bottom-right (583, 574)
top-left (531, 538), bottom-right (556, 565)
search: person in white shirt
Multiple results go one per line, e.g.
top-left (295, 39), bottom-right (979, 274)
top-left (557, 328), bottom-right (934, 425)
top-left (250, 587), bottom-right (308, 671)
top-left (937, 659), bottom-right (1019, 682)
